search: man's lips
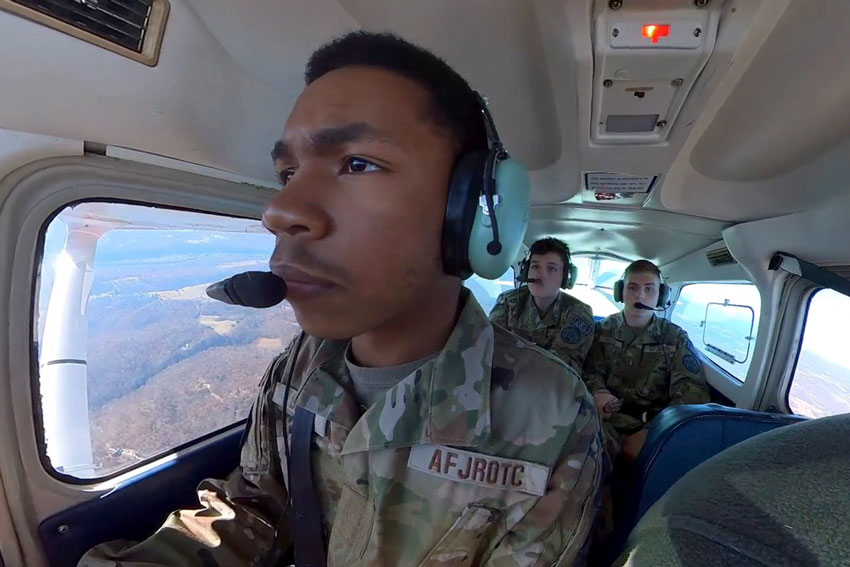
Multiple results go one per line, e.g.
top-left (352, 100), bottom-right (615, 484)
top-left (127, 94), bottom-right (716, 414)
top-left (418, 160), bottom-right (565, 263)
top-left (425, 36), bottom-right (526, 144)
top-left (270, 263), bottom-right (338, 297)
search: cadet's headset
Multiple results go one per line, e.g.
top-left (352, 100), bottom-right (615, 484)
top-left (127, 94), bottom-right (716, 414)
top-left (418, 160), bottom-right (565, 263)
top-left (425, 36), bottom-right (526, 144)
top-left (441, 92), bottom-right (530, 280)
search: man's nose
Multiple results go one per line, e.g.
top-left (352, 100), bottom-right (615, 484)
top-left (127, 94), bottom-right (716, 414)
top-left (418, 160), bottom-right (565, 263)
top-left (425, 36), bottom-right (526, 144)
top-left (262, 173), bottom-right (331, 240)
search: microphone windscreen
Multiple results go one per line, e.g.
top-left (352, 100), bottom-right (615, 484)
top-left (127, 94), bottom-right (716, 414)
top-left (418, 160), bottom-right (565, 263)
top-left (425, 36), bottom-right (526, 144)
top-left (206, 271), bottom-right (287, 308)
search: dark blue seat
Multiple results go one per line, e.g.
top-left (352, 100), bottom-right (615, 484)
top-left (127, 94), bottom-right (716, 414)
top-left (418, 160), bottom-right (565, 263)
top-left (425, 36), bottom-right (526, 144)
top-left (600, 404), bottom-right (807, 565)
top-left (633, 403), bottom-right (807, 518)
top-left (619, 412), bottom-right (850, 566)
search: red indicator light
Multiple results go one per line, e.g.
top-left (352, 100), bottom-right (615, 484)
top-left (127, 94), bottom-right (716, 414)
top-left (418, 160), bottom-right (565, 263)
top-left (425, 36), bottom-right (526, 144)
top-left (642, 24), bottom-right (671, 43)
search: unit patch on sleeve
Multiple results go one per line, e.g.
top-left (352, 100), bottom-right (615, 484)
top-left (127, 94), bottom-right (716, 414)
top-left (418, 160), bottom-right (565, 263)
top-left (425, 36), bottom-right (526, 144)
top-left (560, 326), bottom-right (582, 345)
top-left (683, 354), bottom-right (702, 373)
top-left (571, 316), bottom-right (594, 336)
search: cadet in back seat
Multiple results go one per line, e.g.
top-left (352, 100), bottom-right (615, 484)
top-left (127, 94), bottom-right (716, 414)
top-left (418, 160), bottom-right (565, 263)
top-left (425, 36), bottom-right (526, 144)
top-left (582, 260), bottom-right (710, 463)
top-left (489, 237), bottom-right (595, 375)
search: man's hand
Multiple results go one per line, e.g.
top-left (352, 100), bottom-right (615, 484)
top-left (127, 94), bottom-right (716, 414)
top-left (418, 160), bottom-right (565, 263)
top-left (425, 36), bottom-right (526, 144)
top-left (593, 392), bottom-right (621, 417)
top-left (621, 428), bottom-right (649, 463)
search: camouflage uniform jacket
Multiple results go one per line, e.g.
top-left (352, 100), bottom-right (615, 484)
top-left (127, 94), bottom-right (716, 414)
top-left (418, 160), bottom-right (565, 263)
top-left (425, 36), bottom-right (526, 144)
top-left (488, 286), bottom-right (595, 375)
top-left (582, 313), bottom-right (710, 437)
top-left (78, 289), bottom-right (603, 567)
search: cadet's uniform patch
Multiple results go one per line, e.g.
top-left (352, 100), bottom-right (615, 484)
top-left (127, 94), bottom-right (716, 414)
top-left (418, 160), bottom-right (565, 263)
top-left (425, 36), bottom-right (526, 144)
top-left (408, 445), bottom-right (551, 497)
top-left (561, 326), bottom-right (581, 344)
top-left (683, 354), bottom-right (701, 374)
top-left (644, 345), bottom-right (678, 354)
top-left (571, 315), bottom-right (594, 336)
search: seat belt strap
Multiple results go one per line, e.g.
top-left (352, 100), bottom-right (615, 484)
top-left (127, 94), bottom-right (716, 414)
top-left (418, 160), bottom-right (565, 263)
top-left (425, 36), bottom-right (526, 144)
top-left (290, 405), bottom-right (327, 567)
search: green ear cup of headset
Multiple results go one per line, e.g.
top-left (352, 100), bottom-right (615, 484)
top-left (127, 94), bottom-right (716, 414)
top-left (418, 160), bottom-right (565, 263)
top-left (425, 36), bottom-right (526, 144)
top-left (468, 158), bottom-right (530, 279)
top-left (567, 264), bottom-right (578, 290)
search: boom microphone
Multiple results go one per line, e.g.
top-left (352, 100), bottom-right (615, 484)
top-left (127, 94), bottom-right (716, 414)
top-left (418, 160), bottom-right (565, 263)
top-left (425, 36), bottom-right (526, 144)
top-left (634, 302), bottom-right (665, 311)
top-left (519, 277), bottom-right (542, 284)
top-left (206, 271), bottom-right (287, 308)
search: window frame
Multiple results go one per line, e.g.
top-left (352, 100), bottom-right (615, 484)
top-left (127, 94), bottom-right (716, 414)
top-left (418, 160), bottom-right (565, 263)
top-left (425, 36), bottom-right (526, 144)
top-left (701, 300), bottom-right (756, 365)
top-left (31, 197), bottom-right (276, 484)
top-left (670, 280), bottom-right (762, 383)
top-left (766, 256), bottom-right (850, 416)
top-left (1, 155), bottom-right (275, 509)
top-left (783, 285), bottom-right (850, 418)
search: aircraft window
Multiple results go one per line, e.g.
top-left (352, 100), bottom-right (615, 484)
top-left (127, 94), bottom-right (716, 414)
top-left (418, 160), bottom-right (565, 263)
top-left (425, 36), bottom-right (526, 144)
top-left (466, 268), bottom-right (515, 315)
top-left (33, 202), bottom-right (293, 481)
top-left (570, 256), bottom-right (626, 317)
top-left (595, 259), bottom-right (629, 290)
top-left (671, 282), bottom-right (761, 382)
top-left (788, 288), bottom-right (850, 418)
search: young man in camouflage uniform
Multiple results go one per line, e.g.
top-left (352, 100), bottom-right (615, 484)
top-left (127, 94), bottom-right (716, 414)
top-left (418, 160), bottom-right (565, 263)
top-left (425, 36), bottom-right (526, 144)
top-left (78, 32), bottom-right (603, 567)
top-left (489, 238), bottom-right (595, 375)
top-left (583, 260), bottom-right (709, 463)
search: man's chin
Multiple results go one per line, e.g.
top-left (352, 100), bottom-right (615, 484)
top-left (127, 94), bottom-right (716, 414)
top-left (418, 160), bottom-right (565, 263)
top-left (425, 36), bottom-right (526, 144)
top-left (624, 307), bottom-right (651, 319)
top-left (528, 284), bottom-right (552, 297)
top-left (289, 303), bottom-right (361, 340)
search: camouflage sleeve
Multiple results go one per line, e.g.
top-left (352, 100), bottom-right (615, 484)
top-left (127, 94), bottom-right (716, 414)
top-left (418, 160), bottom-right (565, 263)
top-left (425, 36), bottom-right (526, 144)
top-left (77, 348), bottom-right (294, 567)
top-left (549, 305), bottom-right (596, 375)
top-left (488, 292), bottom-right (510, 328)
top-left (581, 323), bottom-right (609, 394)
top-left (484, 392), bottom-right (603, 566)
top-left (668, 331), bottom-right (711, 406)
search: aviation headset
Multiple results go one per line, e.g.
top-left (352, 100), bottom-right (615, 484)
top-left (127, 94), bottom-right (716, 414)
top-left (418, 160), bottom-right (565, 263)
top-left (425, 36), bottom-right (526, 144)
top-left (442, 92), bottom-right (531, 280)
top-left (613, 263), bottom-right (670, 308)
top-left (518, 240), bottom-right (578, 290)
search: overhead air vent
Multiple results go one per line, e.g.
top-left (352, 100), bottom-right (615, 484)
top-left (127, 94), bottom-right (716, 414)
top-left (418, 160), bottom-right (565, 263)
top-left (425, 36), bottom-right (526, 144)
top-left (1, 0), bottom-right (169, 66)
top-left (706, 247), bottom-right (736, 267)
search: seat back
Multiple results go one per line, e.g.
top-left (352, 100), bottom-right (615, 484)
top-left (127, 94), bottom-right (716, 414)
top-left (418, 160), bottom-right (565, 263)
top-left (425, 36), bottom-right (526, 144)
top-left (619, 412), bottom-right (850, 567)
top-left (600, 404), bottom-right (807, 565)
top-left (634, 403), bottom-right (807, 518)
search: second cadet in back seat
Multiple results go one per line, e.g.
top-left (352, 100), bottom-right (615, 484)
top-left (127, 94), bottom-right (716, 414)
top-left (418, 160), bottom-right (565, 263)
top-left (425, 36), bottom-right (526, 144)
top-left (583, 259), bottom-right (710, 463)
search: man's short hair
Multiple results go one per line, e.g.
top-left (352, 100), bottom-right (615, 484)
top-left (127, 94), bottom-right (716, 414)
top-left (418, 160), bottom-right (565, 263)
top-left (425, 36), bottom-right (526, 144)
top-left (529, 237), bottom-right (570, 267)
top-left (625, 259), bottom-right (662, 280)
top-left (305, 31), bottom-right (487, 157)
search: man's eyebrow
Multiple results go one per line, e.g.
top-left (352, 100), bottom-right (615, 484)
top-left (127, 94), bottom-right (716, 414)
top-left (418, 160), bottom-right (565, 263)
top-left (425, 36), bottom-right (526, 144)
top-left (270, 122), bottom-right (393, 164)
top-left (270, 140), bottom-right (293, 163)
top-left (310, 122), bottom-right (391, 149)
